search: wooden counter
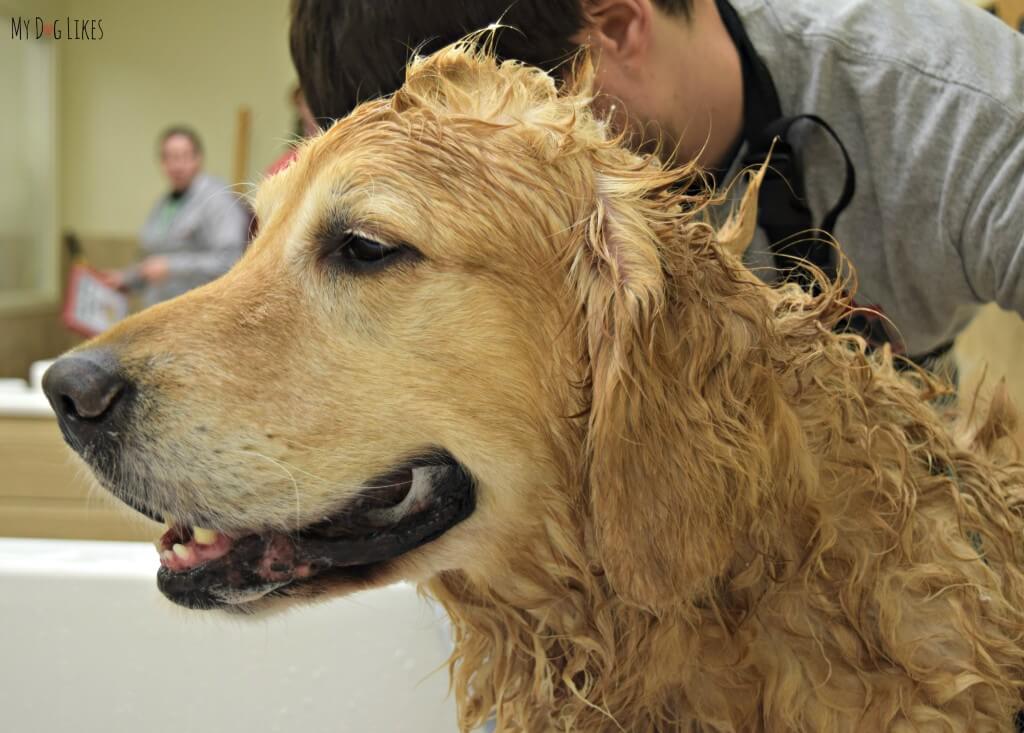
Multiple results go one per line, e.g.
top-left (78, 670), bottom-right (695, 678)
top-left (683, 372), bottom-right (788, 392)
top-left (0, 412), bottom-right (161, 542)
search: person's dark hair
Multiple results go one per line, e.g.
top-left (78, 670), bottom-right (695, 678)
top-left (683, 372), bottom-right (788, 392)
top-left (290, 0), bottom-right (693, 123)
top-left (159, 125), bottom-right (203, 157)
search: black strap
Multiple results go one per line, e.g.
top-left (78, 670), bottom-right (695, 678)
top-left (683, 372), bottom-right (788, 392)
top-left (717, 0), bottom-right (856, 289)
top-left (742, 114), bottom-right (857, 289)
top-left (747, 115), bottom-right (857, 249)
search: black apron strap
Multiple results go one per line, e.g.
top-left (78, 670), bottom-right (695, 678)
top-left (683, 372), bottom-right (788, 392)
top-left (718, 0), bottom-right (855, 289)
top-left (743, 114), bottom-right (857, 289)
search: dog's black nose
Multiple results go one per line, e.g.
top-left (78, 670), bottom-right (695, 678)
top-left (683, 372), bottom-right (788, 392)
top-left (43, 350), bottom-right (130, 442)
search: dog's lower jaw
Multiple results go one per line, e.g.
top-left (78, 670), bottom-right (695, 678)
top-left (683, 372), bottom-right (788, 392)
top-left (145, 455), bottom-right (477, 611)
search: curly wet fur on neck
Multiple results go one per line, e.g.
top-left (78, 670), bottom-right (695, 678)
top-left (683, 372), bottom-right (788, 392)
top-left (396, 42), bottom-right (1024, 731)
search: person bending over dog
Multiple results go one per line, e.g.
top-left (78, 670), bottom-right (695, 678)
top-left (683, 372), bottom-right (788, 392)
top-left (289, 0), bottom-right (1024, 367)
top-left (104, 126), bottom-right (249, 307)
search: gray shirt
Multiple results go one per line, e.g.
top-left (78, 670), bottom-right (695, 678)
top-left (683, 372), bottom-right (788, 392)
top-left (727, 0), bottom-right (1024, 356)
top-left (131, 172), bottom-right (249, 307)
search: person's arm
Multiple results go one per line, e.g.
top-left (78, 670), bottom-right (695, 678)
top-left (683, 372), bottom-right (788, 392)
top-left (958, 118), bottom-right (1024, 314)
top-left (100, 198), bottom-right (166, 291)
top-left (163, 191), bottom-right (249, 280)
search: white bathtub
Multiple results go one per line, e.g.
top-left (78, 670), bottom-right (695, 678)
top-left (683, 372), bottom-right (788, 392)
top-left (0, 538), bottom-right (458, 732)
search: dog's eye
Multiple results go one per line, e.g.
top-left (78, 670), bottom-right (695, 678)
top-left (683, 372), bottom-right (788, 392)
top-left (323, 231), bottom-right (418, 275)
top-left (343, 235), bottom-right (393, 262)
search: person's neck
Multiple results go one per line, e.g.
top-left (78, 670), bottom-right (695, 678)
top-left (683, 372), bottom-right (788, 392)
top-left (170, 175), bottom-right (198, 199)
top-left (657, 0), bottom-right (744, 170)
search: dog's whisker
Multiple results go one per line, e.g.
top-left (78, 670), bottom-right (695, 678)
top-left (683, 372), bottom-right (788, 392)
top-left (233, 449), bottom-right (311, 530)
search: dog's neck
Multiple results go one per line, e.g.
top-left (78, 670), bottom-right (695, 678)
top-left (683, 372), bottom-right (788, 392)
top-left (423, 494), bottom-right (781, 730)
top-left (424, 221), bottom-right (1023, 729)
top-left (425, 321), bottom-right (1024, 732)
top-left (423, 261), bottom-right (823, 729)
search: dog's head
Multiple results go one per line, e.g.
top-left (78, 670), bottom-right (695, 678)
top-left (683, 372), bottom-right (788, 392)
top-left (44, 44), bottom-right (787, 614)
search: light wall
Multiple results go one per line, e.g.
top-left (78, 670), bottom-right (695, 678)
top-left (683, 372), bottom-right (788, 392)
top-left (0, 0), bottom-right (59, 302)
top-left (0, 0), bottom-right (296, 376)
top-left (58, 0), bottom-right (295, 237)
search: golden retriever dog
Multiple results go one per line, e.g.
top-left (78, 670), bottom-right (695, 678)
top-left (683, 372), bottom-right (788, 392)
top-left (43, 43), bottom-right (1024, 731)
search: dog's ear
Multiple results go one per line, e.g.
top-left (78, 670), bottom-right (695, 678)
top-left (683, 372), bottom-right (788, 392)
top-left (574, 155), bottom-right (779, 612)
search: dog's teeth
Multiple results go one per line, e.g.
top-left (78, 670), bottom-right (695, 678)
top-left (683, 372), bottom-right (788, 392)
top-left (172, 543), bottom-right (191, 561)
top-left (193, 527), bottom-right (218, 545)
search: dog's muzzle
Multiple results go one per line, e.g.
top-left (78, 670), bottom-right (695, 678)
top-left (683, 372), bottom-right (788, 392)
top-left (43, 351), bottom-right (477, 610)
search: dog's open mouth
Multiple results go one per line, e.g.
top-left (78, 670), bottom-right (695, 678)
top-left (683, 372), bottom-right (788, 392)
top-left (152, 451), bottom-right (475, 610)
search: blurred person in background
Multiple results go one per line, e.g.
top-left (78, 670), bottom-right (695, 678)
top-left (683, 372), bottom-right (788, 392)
top-left (105, 126), bottom-right (249, 307)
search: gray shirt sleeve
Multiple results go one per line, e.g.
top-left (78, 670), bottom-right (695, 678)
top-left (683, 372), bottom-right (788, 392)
top-left (959, 118), bottom-right (1024, 313)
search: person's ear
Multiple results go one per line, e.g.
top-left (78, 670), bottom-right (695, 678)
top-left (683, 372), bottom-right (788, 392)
top-left (583, 0), bottom-right (654, 65)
